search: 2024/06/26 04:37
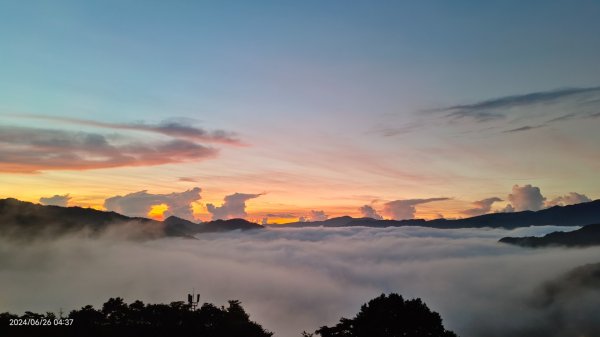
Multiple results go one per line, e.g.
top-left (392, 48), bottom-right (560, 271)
top-left (9, 318), bottom-right (74, 326)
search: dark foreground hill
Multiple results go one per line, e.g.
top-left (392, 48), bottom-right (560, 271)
top-left (275, 200), bottom-right (600, 229)
top-left (0, 198), bottom-right (262, 240)
top-left (0, 297), bottom-right (272, 337)
top-left (499, 223), bottom-right (600, 248)
top-left (0, 293), bottom-right (458, 337)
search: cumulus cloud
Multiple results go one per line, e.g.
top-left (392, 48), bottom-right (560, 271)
top-left (500, 204), bottom-right (515, 213)
top-left (0, 126), bottom-right (217, 173)
top-left (39, 194), bottom-right (71, 207)
top-left (462, 197), bottom-right (503, 216)
top-left (382, 198), bottom-right (449, 220)
top-left (359, 205), bottom-right (383, 220)
top-left (506, 185), bottom-right (546, 212)
top-left (1, 226), bottom-right (600, 337)
top-left (307, 210), bottom-right (328, 222)
top-left (546, 192), bottom-right (592, 207)
top-left (206, 193), bottom-right (262, 220)
top-left (104, 187), bottom-right (201, 220)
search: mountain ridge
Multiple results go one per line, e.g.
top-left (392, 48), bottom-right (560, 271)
top-left (271, 199), bottom-right (600, 229)
top-left (499, 223), bottom-right (600, 247)
top-left (0, 198), bottom-right (262, 240)
top-left (3, 198), bottom-right (600, 240)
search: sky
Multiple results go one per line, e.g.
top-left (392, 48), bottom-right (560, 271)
top-left (1, 0), bottom-right (600, 222)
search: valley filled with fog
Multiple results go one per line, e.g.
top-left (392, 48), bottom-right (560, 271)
top-left (1, 225), bottom-right (599, 337)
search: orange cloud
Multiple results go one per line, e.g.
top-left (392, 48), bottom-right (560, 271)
top-left (0, 126), bottom-right (217, 173)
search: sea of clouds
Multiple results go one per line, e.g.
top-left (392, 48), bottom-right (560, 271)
top-left (1, 225), bottom-right (599, 337)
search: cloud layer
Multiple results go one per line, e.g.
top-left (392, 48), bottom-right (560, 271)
top-left (1, 226), bottom-right (599, 337)
top-left (104, 187), bottom-right (202, 220)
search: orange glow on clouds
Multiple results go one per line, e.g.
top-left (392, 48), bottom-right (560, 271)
top-left (148, 203), bottom-right (169, 221)
top-left (191, 202), bottom-right (206, 221)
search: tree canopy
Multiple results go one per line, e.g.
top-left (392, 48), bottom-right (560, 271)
top-left (0, 297), bottom-right (272, 337)
top-left (1, 293), bottom-right (458, 337)
top-left (314, 293), bottom-right (458, 337)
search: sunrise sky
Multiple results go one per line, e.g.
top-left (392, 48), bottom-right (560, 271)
top-left (1, 1), bottom-right (599, 223)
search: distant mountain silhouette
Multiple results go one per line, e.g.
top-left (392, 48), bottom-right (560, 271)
top-left (499, 223), bottom-right (600, 248)
top-left (275, 200), bottom-right (600, 229)
top-left (199, 218), bottom-right (263, 232)
top-left (164, 216), bottom-right (263, 234)
top-left (163, 215), bottom-right (203, 236)
top-left (282, 216), bottom-right (380, 228)
top-left (4, 197), bottom-right (600, 240)
top-left (0, 198), bottom-right (262, 240)
top-left (0, 198), bottom-right (163, 239)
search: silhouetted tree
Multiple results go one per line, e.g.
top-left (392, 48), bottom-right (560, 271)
top-left (69, 305), bottom-right (105, 326)
top-left (102, 297), bottom-right (128, 325)
top-left (314, 293), bottom-right (458, 337)
top-left (0, 297), bottom-right (272, 337)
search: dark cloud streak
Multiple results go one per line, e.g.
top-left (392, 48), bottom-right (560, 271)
top-left (432, 86), bottom-right (600, 122)
top-left (14, 115), bottom-right (241, 145)
top-left (503, 125), bottom-right (546, 133)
